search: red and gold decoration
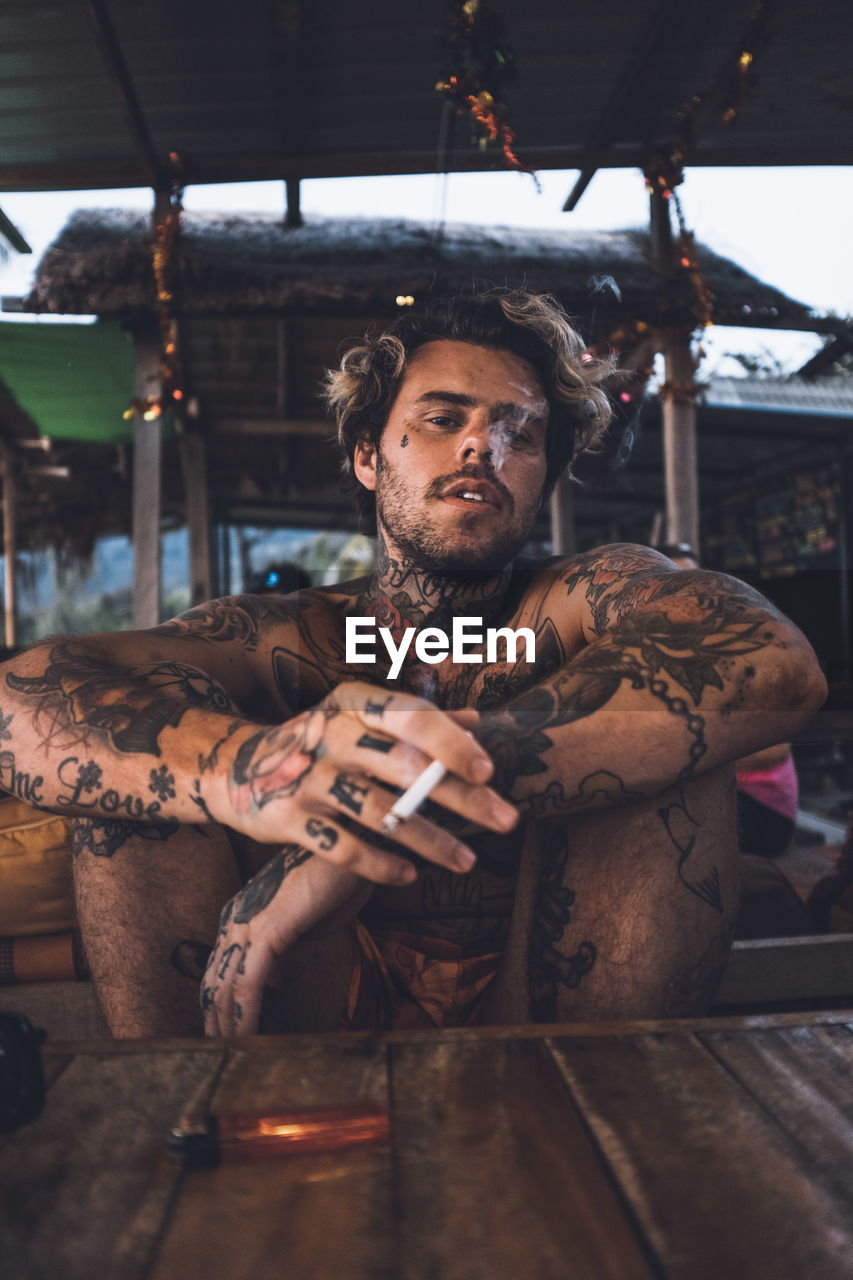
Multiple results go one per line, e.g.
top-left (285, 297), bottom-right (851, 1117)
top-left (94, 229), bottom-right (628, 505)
top-left (435, 0), bottom-right (536, 183)
top-left (124, 150), bottom-right (186, 424)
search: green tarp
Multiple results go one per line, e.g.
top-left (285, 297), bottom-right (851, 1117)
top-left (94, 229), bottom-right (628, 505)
top-left (0, 319), bottom-right (135, 443)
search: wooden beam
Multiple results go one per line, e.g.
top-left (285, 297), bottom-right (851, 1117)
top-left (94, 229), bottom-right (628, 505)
top-left (132, 335), bottom-right (162, 629)
top-left (213, 416), bottom-right (330, 437)
top-left (85, 0), bottom-right (164, 187)
top-left (179, 430), bottom-right (212, 608)
top-left (275, 321), bottom-right (289, 419)
top-left (563, 0), bottom-right (682, 211)
top-left (0, 206), bottom-right (31, 255)
top-left (5, 145), bottom-right (853, 196)
top-left (0, 446), bottom-right (16, 648)
top-left (715, 935), bottom-right (853, 1006)
top-left (284, 179), bottom-right (303, 229)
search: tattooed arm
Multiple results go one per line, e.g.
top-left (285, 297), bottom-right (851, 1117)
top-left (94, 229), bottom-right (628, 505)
top-left (478, 544), bottom-right (826, 818)
top-left (0, 603), bottom-right (515, 882)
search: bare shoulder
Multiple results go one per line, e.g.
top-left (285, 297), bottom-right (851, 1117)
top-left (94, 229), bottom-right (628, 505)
top-left (516, 543), bottom-right (679, 643)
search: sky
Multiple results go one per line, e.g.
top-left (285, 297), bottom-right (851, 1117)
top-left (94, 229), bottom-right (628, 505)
top-left (1, 164), bottom-right (851, 377)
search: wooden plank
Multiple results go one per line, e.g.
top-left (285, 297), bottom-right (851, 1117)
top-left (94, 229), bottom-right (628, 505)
top-left (715, 935), bottom-right (853, 1005)
top-left (38, 1009), bottom-right (853, 1061)
top-left (698, 1024), bottom-right (853, 1204)
top-left (0, 1047), bottom-right (226, 1280)
top-left (547, 1030), bottom-right (853, 1279)
top-left (150, 1038), bottom-right (393, 1280)
top-left (390, 1038), bottom-right (655, 1280)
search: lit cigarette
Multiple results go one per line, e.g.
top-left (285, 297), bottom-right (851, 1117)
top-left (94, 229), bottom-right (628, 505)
top-left (380, 759), bottom-right (447, 836)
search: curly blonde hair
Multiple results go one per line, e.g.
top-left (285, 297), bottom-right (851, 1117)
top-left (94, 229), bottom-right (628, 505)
top-left (323, 287), bottom-right (622, 533)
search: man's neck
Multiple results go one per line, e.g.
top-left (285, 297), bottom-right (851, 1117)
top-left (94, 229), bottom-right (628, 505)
top-left (366, 537), bottom-right (513, 632)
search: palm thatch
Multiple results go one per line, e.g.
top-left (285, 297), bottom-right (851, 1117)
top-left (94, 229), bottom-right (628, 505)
top-left (26, 210), bottom-right (819, 332)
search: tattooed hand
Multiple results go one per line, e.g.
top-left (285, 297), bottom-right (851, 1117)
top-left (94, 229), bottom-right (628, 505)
top-left (201, 847), bottom-right (371, 1035)
top-left (219, 681), bottom-right (518, 886)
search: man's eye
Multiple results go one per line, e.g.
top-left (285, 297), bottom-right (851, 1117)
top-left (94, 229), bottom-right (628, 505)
top-left (509, 430), bottom-right (540, 449)
top-left (426, 415), bottom-right (459, 429)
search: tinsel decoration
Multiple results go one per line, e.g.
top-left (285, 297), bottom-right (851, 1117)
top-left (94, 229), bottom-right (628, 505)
top-left (124, 151), bottom-right (186, 423)
top-left (435, 0), bottom-right (536, 183)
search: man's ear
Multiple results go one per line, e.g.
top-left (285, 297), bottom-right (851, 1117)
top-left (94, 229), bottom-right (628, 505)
top-left (353, 437), bottom-right (378, 491)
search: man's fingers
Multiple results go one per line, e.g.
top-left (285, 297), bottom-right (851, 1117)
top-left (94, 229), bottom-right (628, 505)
top-left (202, 933), bottom-right (267, 1037)
top-left (345, 739), bottom-right (517, 833)
top-left (341, 684), bottom-right (494, 785)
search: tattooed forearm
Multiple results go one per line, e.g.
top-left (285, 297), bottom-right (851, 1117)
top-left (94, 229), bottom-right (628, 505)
top-left (475, 571), bottom-right (792, 813)
top-left (5, 645), bottom-right (242, 758)
top-left (56, 756), bottom-right (173, 823)
top-left (0, 743), bottom-right (45, 805)
top-left (232, 844), bottom-right (313, 924)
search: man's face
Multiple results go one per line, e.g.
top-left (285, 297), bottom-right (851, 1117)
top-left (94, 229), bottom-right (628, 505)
top-left (354, 340), bottom-right (550, 572)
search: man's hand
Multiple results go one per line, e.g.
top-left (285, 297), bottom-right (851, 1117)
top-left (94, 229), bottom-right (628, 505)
top-left (215, 681), bottom-right (518, 886)
top-left (201, 848), bottom-right (370, 1036)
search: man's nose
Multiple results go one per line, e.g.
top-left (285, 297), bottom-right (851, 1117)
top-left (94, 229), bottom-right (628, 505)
top-left (456, 417), bottom-right (493, 462)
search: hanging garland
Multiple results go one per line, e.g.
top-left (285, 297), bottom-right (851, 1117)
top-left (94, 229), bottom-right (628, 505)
top-left (124, 150), bottom-right (186, 423)
top-left (435, 0), bottom-right (537, 184)
top-left (643, 0), bottom-right (771, 332)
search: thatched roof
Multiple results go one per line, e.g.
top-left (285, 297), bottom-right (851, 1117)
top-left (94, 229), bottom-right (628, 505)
top-left (26, 210), bottom-right (820, 332)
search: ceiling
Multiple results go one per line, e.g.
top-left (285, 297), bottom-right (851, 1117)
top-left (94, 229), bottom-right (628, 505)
top-left (0, 0), bottom-right (851, 195)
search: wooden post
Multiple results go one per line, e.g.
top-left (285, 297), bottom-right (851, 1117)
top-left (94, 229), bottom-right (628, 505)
top-left (650, 188), bottom-right (700, 555)
top-left (179, 428), bottom-right (212, 606)
top-left (660, 341), bottom-right (700, 553)
top-left (132, 333), bottom-right (162, 629)
top-left (0, 446), bottom-right (16, 648)
top-left (549, 473), bottom-right (577, 557)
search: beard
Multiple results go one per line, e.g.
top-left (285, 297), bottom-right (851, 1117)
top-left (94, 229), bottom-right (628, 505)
top-left (374, 449), bottom-right (539, 573)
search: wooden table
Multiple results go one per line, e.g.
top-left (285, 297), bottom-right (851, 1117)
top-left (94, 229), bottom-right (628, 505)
top-left (2, 1010), bottom-right (852, 1279)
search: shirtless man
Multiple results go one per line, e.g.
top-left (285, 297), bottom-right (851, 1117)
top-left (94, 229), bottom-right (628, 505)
top-left (0, 290), bottom-right (826, 1036)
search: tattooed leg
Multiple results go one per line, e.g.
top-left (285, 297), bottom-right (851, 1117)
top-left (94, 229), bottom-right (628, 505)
top-left (483, 763), bottom-right (739, 1023)
top-left (72, 819), bottom-right (241, 1038)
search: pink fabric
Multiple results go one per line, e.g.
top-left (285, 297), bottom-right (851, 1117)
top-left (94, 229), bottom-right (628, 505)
top-left (736, 753), bottom-right (799, 821)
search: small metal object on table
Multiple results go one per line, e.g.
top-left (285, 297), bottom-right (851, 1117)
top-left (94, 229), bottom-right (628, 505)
top-left (1, 1010), bottom-right (852, 1279)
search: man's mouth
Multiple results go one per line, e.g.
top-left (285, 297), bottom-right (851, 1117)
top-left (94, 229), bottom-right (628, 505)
top-left (439, 479), bottom-right (502, 509)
